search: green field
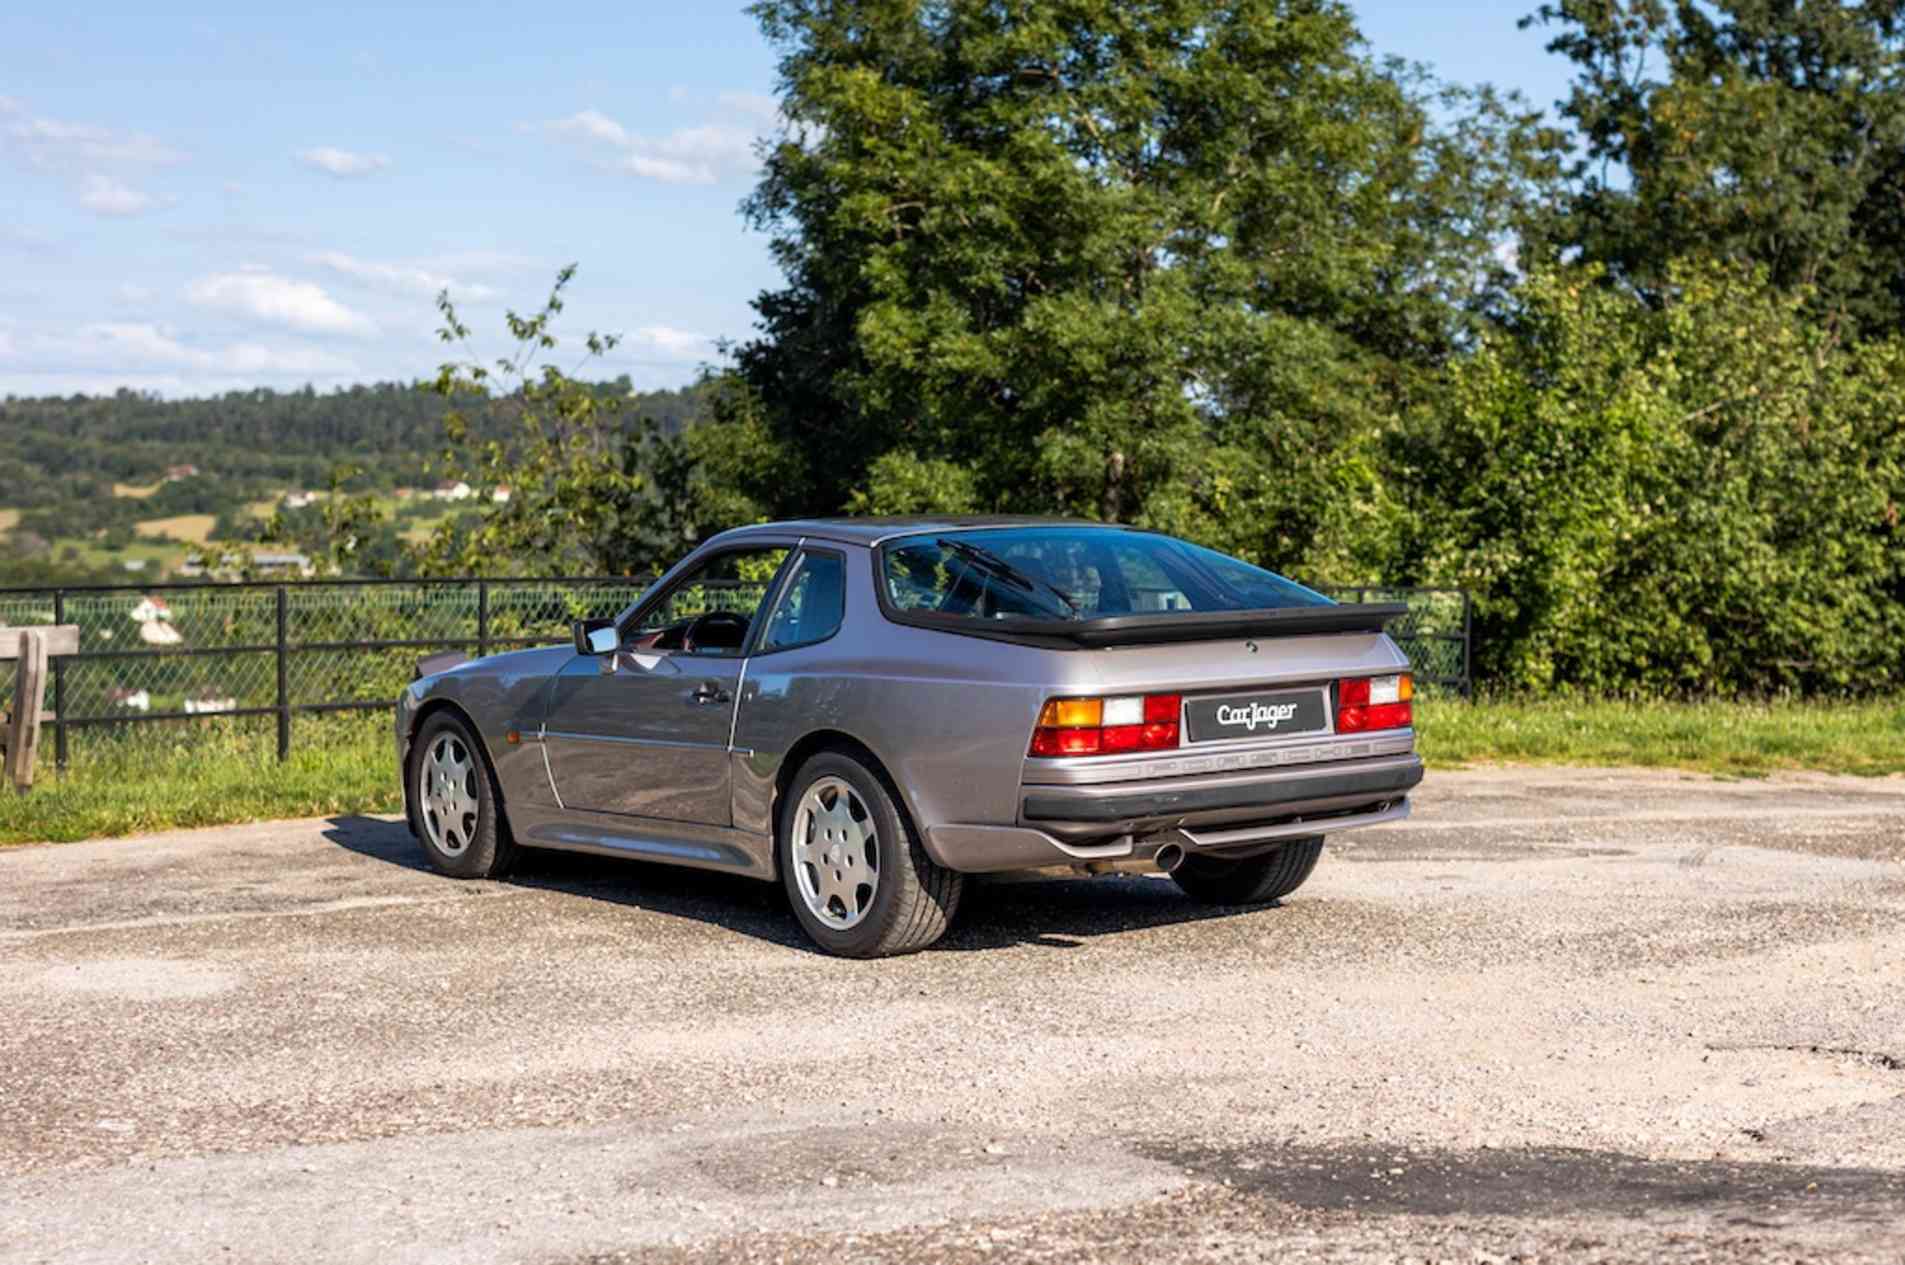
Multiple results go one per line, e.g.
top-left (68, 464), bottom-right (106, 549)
top-left (0, 715), bottom-right (398, 845)
top-left (1, 697), bottom-right (1899, 847)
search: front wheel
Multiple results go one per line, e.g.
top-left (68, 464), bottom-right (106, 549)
top-left (778, 751), bottom-right (963, 958)
top-left (409, 712), bottom-right (516, 879)
top-left (1169, 837), bottom-right (1324, 905)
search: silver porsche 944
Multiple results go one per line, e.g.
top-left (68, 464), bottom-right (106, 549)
top-left (397, 517), bottom-right (1423, 957)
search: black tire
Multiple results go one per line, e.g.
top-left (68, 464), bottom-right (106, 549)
top-left (1169, 837), bottom-right (1325, 905)
top-left (408, 712), bottom-right (516, 880)
top-left (777, 750), bottom-right (963, 957)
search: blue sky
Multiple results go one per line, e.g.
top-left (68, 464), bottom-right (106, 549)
top-left (0, 1), bottom-right (1571, 399)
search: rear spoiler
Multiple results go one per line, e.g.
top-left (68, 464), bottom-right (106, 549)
top-left (886, 602), bottom-right (1410, 649)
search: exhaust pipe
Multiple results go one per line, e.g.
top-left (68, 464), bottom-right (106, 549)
top-left (1154, 843), bottom-right (1186, 874)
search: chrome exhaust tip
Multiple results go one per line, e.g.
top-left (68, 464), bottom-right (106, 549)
top-left (1154, 843), bottom-right (1186, 874)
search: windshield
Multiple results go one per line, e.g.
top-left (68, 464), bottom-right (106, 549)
top-left (879, 528), bottom-right (1332, 622)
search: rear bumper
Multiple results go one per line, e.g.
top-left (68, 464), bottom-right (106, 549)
top-left (1021, 756), bottom-right (1423, 831)
top-left (922, 754), bottom-right (1422, 873)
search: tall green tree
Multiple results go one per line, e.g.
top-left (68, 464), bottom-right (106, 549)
top-left (735, 0), bottom-right (1554, 579)
top-left (1524, 0), bottom-right (1905, 334)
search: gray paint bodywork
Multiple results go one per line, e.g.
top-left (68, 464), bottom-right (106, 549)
top-left (397, 517), bottom-right (1421, 882)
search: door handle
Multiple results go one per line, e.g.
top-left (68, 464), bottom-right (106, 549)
top-left (691, 682), bottom-right (731, 706)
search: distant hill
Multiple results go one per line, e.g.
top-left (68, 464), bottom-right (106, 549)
top-left (0, 379), bottom-right (708, 506)
top-left (0, 379), bottom-right (711, 584)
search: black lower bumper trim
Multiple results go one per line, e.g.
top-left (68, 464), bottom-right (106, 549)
top-left (1022, 758), bottom-right (1424, 824)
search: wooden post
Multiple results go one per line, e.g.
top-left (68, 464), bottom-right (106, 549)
top-left (7, 629), bottom-right (48, 793)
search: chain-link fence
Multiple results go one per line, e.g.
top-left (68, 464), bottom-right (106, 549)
top-left (0, 576), bottom-right (1469, 768)
top-left (1318, 586), bottom-right (1472, 696)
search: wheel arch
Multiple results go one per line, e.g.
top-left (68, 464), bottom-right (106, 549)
top-left (770, 729), bottom-right (924, 878)
top-left (403, 698), bottom-right (508, 839)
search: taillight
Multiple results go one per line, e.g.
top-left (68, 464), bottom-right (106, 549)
top-left (1031, 694), bottom-right (1181, 757)
top-left (1336, 673), bottom-right (1414, 732)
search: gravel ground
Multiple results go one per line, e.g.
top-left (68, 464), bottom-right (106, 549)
top-left (0, 766), bottom-right (1901, 1263)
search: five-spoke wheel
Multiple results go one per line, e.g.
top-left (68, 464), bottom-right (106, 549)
top-left (778, 751), bottom-right (961, 957)
top-left (790, 775), bottom-right (880, 929)
top-left (408, 711), bottom-right (515, 879)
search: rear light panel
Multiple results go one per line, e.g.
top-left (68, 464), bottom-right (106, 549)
top-left (1030, 693), bottom-right (1180, 757)
top-left (1336, 673), bottom-right (1414, 733)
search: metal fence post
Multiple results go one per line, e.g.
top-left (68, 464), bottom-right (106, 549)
top-left (275, 586), bottom-right (290, 761)
top-left (51, 589), bottom-right (66, 773)
top-left (1461, 589), bottom-right (1474, 698)
top-left (477, 579), bottom-right (489, 660)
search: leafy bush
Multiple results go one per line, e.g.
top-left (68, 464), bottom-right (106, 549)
top-left (1397, 265), bottom-right (1905, 695)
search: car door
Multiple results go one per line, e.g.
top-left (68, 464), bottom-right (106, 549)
top-left (542, 544), bottom-right (793, 826)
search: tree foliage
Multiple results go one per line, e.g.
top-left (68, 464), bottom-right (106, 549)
top-left (1399, 264), bottom-right (1905, 694)
top-left (1523, 0), bottom-right (1905, 333)
top-left (733, 0), bottom-right (1555, 582)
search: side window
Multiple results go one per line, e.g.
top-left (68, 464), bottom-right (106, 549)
top-left (632, 547), bottom-right (789, 656)
top-left (758, 551), bottom-right (846, 652)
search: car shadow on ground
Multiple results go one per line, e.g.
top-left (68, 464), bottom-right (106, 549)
top-left (322, 814), bottom-right (1256, 955)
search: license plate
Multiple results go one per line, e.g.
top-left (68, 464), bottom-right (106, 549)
top-left (1183, 688), bottom-right (1329, 744)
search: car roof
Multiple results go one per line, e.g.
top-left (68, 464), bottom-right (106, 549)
top-left (710, 515), bottom-right (1141, 548)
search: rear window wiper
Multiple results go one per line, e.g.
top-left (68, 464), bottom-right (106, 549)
top-left (935, 538), bottom-right (1079, 617)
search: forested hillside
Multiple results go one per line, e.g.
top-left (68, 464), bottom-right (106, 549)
top-left (0, 380), bottom-right (711, 584)
top-left (0, 381), bottom-right (708, 504)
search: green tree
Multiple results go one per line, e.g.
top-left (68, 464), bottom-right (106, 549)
top-left (732, 0), bottom-right (1555, 580)
top-left (1524, 0), bottom-right (1905, 335)
top-left (420, 267), bottom-right (747, 576)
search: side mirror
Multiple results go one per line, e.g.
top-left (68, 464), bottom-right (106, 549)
top-left (573, 618), bottom-right (618, 656)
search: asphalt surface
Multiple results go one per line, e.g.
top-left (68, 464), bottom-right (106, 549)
top-left (1, 767), bottom-right (1902, 1263)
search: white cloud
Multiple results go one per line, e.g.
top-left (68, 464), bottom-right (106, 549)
top-left (5, 114), bottom-right (185, 166)
top-left (22, 322), bottom-right (356, 379)
top-left (295, 146), bottom-right (391, 178)
top-left (78, 173), bottom-right (161, 217)
top-left (117, 283), bottom-right (155, 304)
top-left (552, 109), bottom-right (631, 147)
top-left (310, 250), bottom-right (497, 301)
top-left (628, 324), bottom-right (713, 360)
top-left (541, 108), bottom-right (760, 185)
top-left (184, 271), bottom-right (376, 336)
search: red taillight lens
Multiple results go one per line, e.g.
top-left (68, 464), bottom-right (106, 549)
top-left (1335, 674), bottom-right (1413, 733)
top-left (1030, 694), bottom-right (1181, 757)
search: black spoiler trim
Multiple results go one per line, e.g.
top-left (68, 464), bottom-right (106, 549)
top-left (879, 602), bottom-right (1410, 650)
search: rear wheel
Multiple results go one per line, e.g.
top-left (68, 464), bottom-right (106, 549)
top-left (778, 751), bottom-right (963, 957)
top-left (409, 712), bottom-right (515, 879)
top-left (1169, 837), bottom-right (1324, 905)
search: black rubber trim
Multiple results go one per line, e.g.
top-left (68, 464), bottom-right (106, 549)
top-left (1022, 758), bottom-right (1424, 824)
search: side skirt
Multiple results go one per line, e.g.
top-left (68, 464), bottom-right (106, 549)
top-left (505, 802), bottom-right (776, 881)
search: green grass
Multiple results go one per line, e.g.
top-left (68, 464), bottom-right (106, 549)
top-left (1417, 696), bottom-right (1905, 777)
top-left (2, 697), bottom-right (1900, 847)
top-left (0, 713), bottom-right (398, 845)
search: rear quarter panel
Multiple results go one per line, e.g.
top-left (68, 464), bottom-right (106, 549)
top-left (733, 544), bottom-right (1093, 843)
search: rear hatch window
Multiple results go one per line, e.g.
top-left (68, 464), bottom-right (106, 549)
top-left (880, 527), bottom-right (1331, 623)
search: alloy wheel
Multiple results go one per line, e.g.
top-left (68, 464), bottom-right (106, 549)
top-left (791, 775), bottom-right (880, 930)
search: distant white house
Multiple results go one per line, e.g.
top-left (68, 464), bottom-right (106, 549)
top-left (490, 485), bottom-right (512, 503)
top-left (252, 552), bottom-right (315, 577)
top-left (121, 558), bottom-right (148, 572)
top-left (131, 596), bottom-right (184, 646)
top-left (282, 490), bottom-right (321, 510)
top-left (106, 687), bottom-right (151, 713)
top-left (183, 691), bottom-right (236, 715)
top-left (163, 464), bottom-right (200, 482)
top-left (433, 480), bottom-right (474, 501)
